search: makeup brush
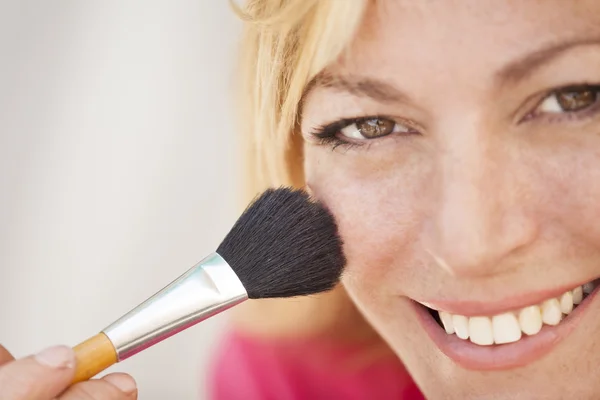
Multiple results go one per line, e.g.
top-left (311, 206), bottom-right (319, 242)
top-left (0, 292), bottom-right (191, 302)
top-left (70, 187), bottom-right (346, 384)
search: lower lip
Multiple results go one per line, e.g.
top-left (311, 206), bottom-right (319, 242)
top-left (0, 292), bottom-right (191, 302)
top-left (412, 286), bottom-right (600, 371)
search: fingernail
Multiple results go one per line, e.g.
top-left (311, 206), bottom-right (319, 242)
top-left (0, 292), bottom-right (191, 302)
top-left (104, 374), bottom-right (137, 394)
top-left (34, 345), bottom-right (75, 368)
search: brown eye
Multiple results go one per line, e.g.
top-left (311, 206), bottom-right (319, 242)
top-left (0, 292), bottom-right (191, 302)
top-left (556, 89), bottom-right (597, 112)
top-left (356, 118), bottom-right (395, 138)
top-left (340, 117), bottom-right (408, 140)
top-left (538, 87), bottom-right (600, 114)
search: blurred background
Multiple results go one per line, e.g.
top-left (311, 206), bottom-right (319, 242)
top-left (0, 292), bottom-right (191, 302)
top-left (0, 1), bottom-right (241, 398)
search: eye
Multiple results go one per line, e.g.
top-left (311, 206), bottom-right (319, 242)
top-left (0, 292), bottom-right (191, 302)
top-left (536, 86), bottom-right (600, 114)
top-left (339, 117), bottom-right (410, 140)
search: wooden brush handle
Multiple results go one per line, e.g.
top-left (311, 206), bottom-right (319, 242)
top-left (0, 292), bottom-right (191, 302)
top-left (71, 333), bottom-right (118, 384)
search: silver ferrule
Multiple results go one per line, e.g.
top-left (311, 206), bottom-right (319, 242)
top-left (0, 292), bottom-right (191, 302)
top-left (102, 252), bottom-right (248, 361)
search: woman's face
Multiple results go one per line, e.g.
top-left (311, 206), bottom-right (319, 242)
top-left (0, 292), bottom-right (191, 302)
top-left (301, 1), bottom-right (600, 398)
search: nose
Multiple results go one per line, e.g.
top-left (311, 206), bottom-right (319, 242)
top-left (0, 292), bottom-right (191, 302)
top-left (423, 127), bottom-right (538, 278)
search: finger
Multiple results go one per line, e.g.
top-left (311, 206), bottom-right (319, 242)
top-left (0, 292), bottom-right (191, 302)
top-left (0, 344), bottom-right (16, 366)
top-left (0, 345), bottom-right (75, 400)
top-left (59, 373), bottom-right (137, 400)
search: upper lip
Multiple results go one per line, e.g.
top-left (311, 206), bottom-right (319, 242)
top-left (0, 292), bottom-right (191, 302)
top-left (413, 278), bottom-right (596, 317)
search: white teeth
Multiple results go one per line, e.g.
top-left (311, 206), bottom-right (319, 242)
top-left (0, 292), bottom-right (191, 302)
top-left (559, 291), bottom-right (573, 314)
top-left (432, 281), bottom-right (596, 346)
top-left (469, 317), bottom-right (494, 346)
top-left (572, 286), bottom-right (583, 305)
top-left (492, 313), bottom-right (522, 344)
top-left (452, 315), bottom-right (470, 340)
top-left (518, 305), bottom-right (543, 336)
top-left (541, 298), bottom-right (562, 325)
top-left (439, 311), bottom-right (455, 334)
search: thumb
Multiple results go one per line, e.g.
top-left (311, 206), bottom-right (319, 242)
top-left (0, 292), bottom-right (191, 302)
top-left (0, 345), bottom-right (75, 400)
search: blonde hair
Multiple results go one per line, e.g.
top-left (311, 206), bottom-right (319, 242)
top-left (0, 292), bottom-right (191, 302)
top-left (226, 1), bottom-right (389, 343)
top-left (232, 0), bottom-right (368, 204)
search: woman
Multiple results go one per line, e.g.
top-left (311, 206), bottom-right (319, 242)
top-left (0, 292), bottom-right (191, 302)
top-left (209, 0), bottom-right (600, 399)
top-left (3, 0), bottom-right (600, 398)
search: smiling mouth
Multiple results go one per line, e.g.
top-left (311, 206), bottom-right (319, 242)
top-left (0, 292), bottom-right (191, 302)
top-left (422, 280), bottom-right (600, 346)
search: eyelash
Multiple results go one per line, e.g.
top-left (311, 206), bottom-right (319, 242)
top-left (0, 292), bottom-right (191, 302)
top-left (525, 84), bottom-right (600, 123)
top-left (310, 116), bottom-right (417, 151)
top-left (309, 84), bottom-right (600, 151)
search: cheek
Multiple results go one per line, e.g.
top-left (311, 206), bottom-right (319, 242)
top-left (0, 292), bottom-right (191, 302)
top-left (304, 148), bottom-right (427, 296)
top-left (531, 138), bottom-right (600, 243)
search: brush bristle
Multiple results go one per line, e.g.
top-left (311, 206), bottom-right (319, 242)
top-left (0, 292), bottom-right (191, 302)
top-left (216, 187), bottom-right (346, 299)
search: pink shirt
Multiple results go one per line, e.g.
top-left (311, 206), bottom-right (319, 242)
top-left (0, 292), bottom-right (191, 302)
top-left (207, 330), bottom-right (424, 399)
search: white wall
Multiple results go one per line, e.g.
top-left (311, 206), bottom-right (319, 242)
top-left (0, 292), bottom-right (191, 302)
top-left (0, 2), bottom-right (241, 399)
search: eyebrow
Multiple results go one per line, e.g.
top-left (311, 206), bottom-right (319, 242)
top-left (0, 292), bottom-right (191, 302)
top-left (303, 36), bottom-right (600, 104)
top-left (496, 36), bottom-right (600, 83)
top-left (303, 72), bottom-right (411, 104)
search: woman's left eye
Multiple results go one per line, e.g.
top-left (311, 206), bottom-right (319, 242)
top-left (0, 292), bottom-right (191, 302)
top-left (536, 86), bottom-right (600, 115)
top-left (339, 117), bottom-right (410, 140)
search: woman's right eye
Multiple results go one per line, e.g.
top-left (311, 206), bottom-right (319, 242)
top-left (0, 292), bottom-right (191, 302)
top-left (340, 117), bottom-right (410, 140)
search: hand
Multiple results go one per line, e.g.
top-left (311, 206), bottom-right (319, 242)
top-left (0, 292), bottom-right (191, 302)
top-left (0, 344), bottom-right (137, 399)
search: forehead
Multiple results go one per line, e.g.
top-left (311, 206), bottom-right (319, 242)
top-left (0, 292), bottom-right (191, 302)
top-left (329, 0), bottom-right (600, 83)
